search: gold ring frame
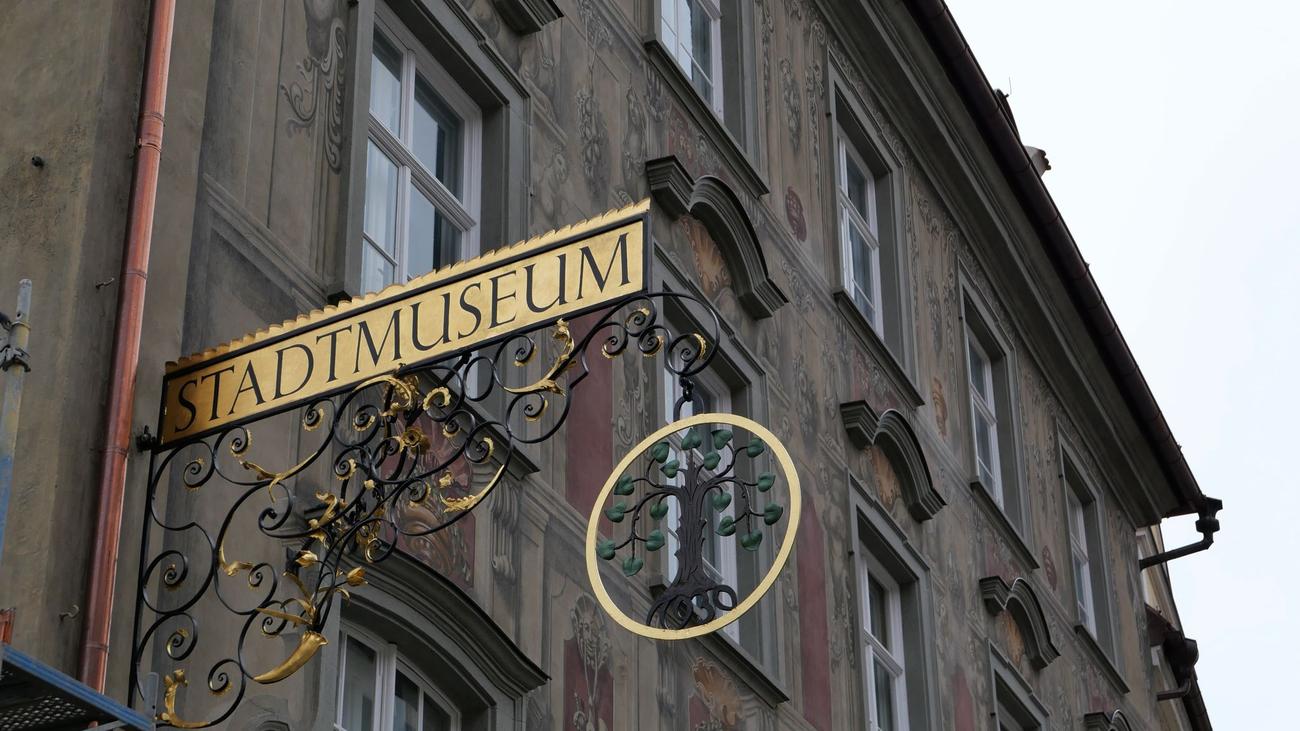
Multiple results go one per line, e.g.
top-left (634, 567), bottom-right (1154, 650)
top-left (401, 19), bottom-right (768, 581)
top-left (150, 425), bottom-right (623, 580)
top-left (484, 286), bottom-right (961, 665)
top-left (584, 413), bottom-right (801, 640)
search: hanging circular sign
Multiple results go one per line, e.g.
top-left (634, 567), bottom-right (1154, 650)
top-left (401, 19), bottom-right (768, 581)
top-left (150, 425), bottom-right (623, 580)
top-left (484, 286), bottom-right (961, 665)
top-left (584, 413), bottom-right (801, 640)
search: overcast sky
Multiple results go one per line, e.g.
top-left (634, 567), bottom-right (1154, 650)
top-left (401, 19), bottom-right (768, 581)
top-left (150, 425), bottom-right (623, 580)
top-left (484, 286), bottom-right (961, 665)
top-left (943, 0), bottom-right (1298, 725)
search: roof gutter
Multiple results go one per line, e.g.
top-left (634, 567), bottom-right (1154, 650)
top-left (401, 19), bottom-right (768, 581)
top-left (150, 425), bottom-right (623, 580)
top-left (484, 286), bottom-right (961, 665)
top-left (904, 0), bottom-right (1212, 518)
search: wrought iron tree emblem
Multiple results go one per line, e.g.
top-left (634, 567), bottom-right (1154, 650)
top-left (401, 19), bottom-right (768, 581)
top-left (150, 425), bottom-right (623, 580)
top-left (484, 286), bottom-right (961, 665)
top-left (585, 411), bottom-right (800, 640)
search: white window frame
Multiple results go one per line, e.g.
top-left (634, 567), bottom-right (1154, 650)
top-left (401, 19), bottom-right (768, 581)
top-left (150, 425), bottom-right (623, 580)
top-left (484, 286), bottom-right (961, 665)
top-left (1066, 489), bottom-right (1096, 635)
top-left (659, 0), bottom-right (724, 115)
top-left (857, 550), bottom-right (909, 731)
top-left (662, 367), bottom-right (739, 641)
top-left (964, 329), bottom-right (1003, 505)
top-left (335, 625), bottom-right (461, 731)
top-left (364, 6), bottom-right (482, 294)
top-left (837, 127), bottom-right (883, 333)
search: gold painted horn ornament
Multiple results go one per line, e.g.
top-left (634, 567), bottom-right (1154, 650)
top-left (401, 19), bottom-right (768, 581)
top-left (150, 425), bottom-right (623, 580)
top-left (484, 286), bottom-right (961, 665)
top-left (252, 630), bottom-right (329, 684)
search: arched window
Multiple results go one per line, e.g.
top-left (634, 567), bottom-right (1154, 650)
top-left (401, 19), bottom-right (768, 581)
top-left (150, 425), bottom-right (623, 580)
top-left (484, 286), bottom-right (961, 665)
top-left (336, 625), bottom-right (460, 731)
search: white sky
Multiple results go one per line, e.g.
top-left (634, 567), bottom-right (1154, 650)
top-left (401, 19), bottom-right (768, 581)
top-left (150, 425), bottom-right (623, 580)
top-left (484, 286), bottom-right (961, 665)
top-left (944, 0), bottom-right (1299, 725)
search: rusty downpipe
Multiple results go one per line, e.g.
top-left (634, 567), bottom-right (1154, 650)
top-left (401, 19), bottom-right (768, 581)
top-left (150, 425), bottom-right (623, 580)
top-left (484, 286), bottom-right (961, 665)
top-left (79, 0), bottom-right (176, 692)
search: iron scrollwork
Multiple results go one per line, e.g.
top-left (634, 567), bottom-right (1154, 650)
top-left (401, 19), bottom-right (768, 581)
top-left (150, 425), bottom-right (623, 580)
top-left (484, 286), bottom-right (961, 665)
top-left (130, 292), bottom-right (720, 728)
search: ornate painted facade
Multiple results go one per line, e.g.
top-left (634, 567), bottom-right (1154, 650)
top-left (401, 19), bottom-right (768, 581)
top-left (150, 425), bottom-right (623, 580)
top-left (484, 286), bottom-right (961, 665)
top-left (0, 0), bottom-right (1212, 729)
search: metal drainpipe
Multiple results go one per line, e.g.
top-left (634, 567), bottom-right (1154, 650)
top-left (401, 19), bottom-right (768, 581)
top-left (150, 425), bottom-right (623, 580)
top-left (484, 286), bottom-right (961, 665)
top-left (1139, 497), bottom-right (1223, 569)
top-left (0, 279), bottom-right (34, 570)
top-left (79, 0), bottom-right (176, 693)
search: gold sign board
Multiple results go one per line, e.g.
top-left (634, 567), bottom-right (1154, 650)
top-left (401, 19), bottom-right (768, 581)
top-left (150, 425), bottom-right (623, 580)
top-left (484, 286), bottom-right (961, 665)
top-left (160, 200), bottom-right (650, 446)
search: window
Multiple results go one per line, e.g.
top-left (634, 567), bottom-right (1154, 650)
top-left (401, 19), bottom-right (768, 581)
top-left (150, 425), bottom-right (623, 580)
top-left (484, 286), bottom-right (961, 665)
top-left (662, 367), bottom-right (740, 642)
top-left (1067, 490), bottom-right (1095, 633)
top-left (858, 553), bottom-right (908, 731)
top-left (966, 332), bottom-right (1001, 503)
top-left (989, 646), bottom-right (1047, 730)
top-left (337, 627), bottom-right (459, 731)
top-left (1062, 456), bottom-right (1116, 651)
top-left (655, 0), bottom-right (753, 148)
top-left (362, 9), bottom-right (481, 295)
top-left (661, 0), bottom-right (723, 115)
top-left (851, 483), bottom-right (941, 729)
top-left (838, 126), bottom-right (883, 332)
top-left (959, 292), bottom-right (1024, 532)
top-left (829, 85), bottom-right (912, 372)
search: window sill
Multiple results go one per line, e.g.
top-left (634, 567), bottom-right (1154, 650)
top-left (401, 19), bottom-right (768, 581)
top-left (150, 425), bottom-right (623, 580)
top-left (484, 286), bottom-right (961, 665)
top-left (1073, 624), bottom-right (1130, 694)
top-left (697, 624), bottom-right (789, 708)
top-left (833, 291), bottom-right (924, 409)
top-left (648, 579), bottom-right (788, 707)
top-left (969, 479), bottom-right (1039, 570)
top-left (643, 39), bottom-right (768, 199)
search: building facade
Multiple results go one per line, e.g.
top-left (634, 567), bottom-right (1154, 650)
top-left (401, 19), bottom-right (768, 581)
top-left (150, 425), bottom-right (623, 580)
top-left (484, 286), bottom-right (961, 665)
top-left (0, 0), bottom-right (1216, 729)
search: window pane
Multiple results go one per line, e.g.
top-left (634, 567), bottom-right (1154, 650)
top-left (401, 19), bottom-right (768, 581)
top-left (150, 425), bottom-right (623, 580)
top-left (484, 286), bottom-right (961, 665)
top-left (423, 694), bottom-right (453, 731)
top-left (370, 33), bottom-right (403, 135)
top-left (845, 154), bottom-right (871, 222)
top-left (873, 659), bottom-right (896, 731)
top-left (974, 414), bottom-right (994, 471)
top-left (393, 671), bottom-right (420, 731)
top-left (848, 220), bottom-right (876, 312)
top-left (362, 241), bottom-right (396, 295)
top-left (867, 575), bottom-right (889, 645)
top-left (340, 638), bottom-right (377, 731)
top-left (408, 185), bottom-right (461, 278)
top-left (688, 0), bottom-right (714, 96)
top-left (364, 141), bottom-right (399, 255)
top-left (413, 76), bottom-right (463, 196)
top-left (968, 341), bottom-right (990, 401)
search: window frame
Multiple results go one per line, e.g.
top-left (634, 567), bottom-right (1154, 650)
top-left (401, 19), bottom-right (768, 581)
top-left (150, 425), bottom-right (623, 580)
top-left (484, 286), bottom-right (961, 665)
top-left (850, 475), bottom-right (942, 730)
top-left (362, 5), bottom-right (483, 294)
top-left (958, 283), bottom-right (1027, 537)
top-left (660, 0), bottom-right (725, 116)
top-left (965, 327), bottom-right (1003, 505)
top-left (837, 126), bottom-right (884, 334)
top-left (857, 550), bottom-right (909, 731)
top-left (825, 67), bottom-right (919, 399)
top-left (1059, 442), bottom-right (1119, 657)
top-left (336, 624), bottom-right (462, 731)
top-left (988, 643), bottom-right (1048, 731)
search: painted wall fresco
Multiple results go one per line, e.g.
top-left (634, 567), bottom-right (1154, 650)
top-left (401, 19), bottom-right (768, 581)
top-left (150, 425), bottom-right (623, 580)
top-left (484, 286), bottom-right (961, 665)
top-left (137, 0), bottom-right (1182, 728)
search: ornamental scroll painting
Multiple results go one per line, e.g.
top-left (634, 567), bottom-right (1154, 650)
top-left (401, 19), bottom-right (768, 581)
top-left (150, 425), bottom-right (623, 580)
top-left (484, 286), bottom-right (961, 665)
top-left (131, 200), bottom-right (800, 728)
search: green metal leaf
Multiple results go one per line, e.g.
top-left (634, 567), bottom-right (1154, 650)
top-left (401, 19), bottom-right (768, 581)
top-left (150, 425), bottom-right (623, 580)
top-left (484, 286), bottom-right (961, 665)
top-left (711, 428), bottom-right (733, 450)
top-left (740, 531), bottom-right (763, 551)
top-left (763, 503), bottom-right (784, 525)
top-left (746, 437), bottom-right (766, 458)
top-left (613, 474), bottom-right (635, 495)
top-left (605, 503), bottom-right (627, 522)
top-left (650, 441), bottom-right (671, 464)
top-left (596, 538), bottom-right (617, 560)
top-left (650, 500), bottom-right (670, 520)
top-left (622, 556), bottom-right (644, 576)
top-left (756, 472), bottom-right (776, 491)
top-left (711, 491), bottom-right (732, 511)
top-left (703, 451), bottom-right (721, 470)
top-left (660, 459), bottom-right (680, 478)
top-left (717, 515), bottom-right (737, 536)
top-left (681, 428), bottom-right (703, 450)
top-left (645, 529), bottom-right (665, 551)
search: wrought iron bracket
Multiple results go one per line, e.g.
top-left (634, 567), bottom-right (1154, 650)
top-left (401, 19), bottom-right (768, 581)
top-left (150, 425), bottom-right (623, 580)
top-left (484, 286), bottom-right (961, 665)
top-left (128, 290), bottom-right (775, 728)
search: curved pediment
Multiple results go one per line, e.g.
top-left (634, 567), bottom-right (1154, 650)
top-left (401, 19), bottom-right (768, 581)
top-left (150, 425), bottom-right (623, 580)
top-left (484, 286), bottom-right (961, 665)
top-left (979, 576), bottom-right (1061, 670)
top-left (839, 400), bottom-right (945, 521)
top-left (646, 156), bottom-right (788, 318)
top-left (1084, 710), bottom-right (1136, 731)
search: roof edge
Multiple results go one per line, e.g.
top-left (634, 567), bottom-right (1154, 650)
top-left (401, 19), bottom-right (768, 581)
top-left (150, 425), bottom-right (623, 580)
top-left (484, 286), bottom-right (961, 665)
top-left (903, 0), bottom-right (1208, 517)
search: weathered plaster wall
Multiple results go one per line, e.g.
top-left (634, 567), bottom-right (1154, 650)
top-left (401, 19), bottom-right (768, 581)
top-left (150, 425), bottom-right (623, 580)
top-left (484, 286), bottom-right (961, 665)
top-left (0, 0), bottom-right (148, 676)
